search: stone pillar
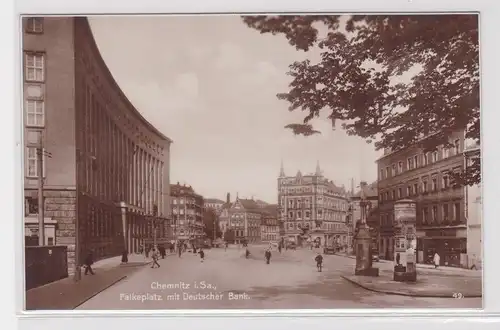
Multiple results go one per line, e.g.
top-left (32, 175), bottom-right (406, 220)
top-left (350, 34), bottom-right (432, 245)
top-left (120, 202), bottom-right (128, 253)
top-left (393, 199), bottom-right (417, 282)
top-left (354, 223), bottom-right (378, 276)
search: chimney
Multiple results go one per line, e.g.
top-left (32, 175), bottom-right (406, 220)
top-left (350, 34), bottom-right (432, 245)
top-left (226, 192), bottom-right (230, 204)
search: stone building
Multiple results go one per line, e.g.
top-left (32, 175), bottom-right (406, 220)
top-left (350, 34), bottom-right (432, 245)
top-left (277, 161), bottom-right (349, 248)
top-left (204, 198), bottom-right (225, 214)
top-left (376, 131), bottom-right (467, 267)
top-left (22, 17), bottom-right (172, 274)
top-left (170, 183), bottom-right (205, 244)
top-left (259, 204), bottom-right (280, 243)
top-left (219, 196), bottom-right (262, 244)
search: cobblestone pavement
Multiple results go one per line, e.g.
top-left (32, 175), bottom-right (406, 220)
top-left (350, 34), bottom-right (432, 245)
top-left (77, 247), bottom-right (482, 310)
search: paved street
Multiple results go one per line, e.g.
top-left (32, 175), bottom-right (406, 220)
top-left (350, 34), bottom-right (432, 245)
top-left (77, 246), bottom-right (481, 309)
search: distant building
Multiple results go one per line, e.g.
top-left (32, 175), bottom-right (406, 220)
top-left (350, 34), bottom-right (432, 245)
top-left (219, 196), bottom-right (262, 244)
top-left (170, 183), bottom-right (205, 243)
top-left (277, 161), bottom-right (349, 248)
top-left (259, 204), bottom-right (280, 243)
top-left (376, 131), bottom-right (467, 267)
top-left (204, 198), bottom-right (225, 214)
top-left (464, 143), bottom-right (482, 269)
top-left (22, 17), bottom-right (172, 273)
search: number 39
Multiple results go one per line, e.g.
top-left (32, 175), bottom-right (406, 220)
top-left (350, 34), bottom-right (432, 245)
top-left (453, 293), bottom-right (464, 299)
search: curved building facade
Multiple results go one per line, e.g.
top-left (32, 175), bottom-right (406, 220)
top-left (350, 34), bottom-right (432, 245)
top-left (22, 17), bottom-right (172, 273)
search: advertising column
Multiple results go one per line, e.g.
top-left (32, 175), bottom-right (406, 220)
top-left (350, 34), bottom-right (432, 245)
top-left (393, 199), bottom-right (417, 282)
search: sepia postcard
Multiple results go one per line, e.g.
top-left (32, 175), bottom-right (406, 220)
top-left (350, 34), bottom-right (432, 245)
top-left (21, 14), bottom-right (482, 311)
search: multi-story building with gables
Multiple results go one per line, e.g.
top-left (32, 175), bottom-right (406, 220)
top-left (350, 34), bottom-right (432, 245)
top-left (277, 161), bottom-right (349, 247)
top-left (170, 183), bottom-right (205, 244)
top-left (219, 196), bottom-right (263, 244)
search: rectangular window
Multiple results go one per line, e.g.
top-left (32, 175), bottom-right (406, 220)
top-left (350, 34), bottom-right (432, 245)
top-left (48, 237), bottom-right (54, 246)
top-left (392, 164), bottom-right (397, 176)
top-left (380, 169), bottom-right (384, 179)
top-left (26, 17), bottom-right (44, 33)
top-left (289, 211), bottom-right (293, 219)
top-left (26, 147), bottom-right (45, 178)
top-left (442, 174), bottom-right (449, 189)
top-left (423, 153), bottom-right (428, 166)
top-left (454, 203), bottom-right (461, 223)
top-left (432, 151), bottom-right (438, 163)
top-left (398, 161), bottom-right (403, 173)
top-left (442, 205), bottom-right (449, 223)
top-left (392, 190), bottom-right (396, 200)
top-left (422, 180), bottom-right (428, 193)
top-left (422, 207), bottom-right (429, 224)
top-left (305, 211), bottom-right (310, 218)
top-left (432, 206), bottom-right (438, 223)
top-left (25, 53), bottom-right (45, 81)
top-left (398, 188), bottom-right (402, 198)
top-left (414, 155), bottom-right (419, 168)
top-left (432, 178), bottom-right (438, 191)
top-left (413, 183), bottom-right (419, 195)
top-left (454, 139), bottom-right (460, 155)
top-left (407, 157), bottom-right (414, 170)
top-left (442, 147), bottom-right (450, 159)
top-left (385, 167), bottom-right (390, 178)
top-left (407, 185), bottom-right (412, 196)
top-left (26, 100), bottom-right (45, 127)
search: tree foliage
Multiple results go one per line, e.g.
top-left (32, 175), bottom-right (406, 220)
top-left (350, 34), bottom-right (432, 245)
top-left (242, 15), bottom-right (480, 186)
top-left (223, 229), bottom-right (235, 243)
top-left (203, 208), bottom-right (222, 239)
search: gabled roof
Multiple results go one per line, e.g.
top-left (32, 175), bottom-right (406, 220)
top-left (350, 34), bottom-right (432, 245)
top-left (238, 198), bottom-right (260, 211)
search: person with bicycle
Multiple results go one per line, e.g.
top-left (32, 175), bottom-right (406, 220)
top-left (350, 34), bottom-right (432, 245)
top-left (315, 253), bottom-right (323, 272)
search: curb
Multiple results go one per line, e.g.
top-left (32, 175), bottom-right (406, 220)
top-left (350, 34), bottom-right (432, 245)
top-left (340, 275), bottom-right (482, 298)
top-left (74, 275), bottom-right (128, 309)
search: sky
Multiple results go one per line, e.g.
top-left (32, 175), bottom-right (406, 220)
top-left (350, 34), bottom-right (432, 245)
top-left (89, 15), bottom-right (382, 203)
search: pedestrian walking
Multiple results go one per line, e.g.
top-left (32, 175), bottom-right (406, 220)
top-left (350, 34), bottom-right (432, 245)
top-left (245, 248), bottom-right (250, 259)
top-left (121, 250), bottom-right (128, 264)
top-left (199, 248), bottom-right (205, 263)
top-left (84, 250), bottom-right (95, 275)
top-left (315, 253), bottom-right (323, 272)
top-left (225, 242), bottom-right (228, 252)
top-left (433, 252), bottom-right (440, 269)
top-left (161, 246), bottom-right (166, 259)
top-left (151, 249), bottom-right (161, 268)
top-left (278, 243), bottom-right (282, 254)
top-left (193, 246), bottom-right (197, 254)
top-left (265, 249), bottom-right (272, 264)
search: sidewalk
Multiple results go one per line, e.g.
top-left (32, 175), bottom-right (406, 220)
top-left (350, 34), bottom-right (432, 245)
top-left (341, 271), bottom-right (482, 298)
top-left (25, 253), bottom-right (172, 310)
top-left (337, 253), bottom-right (481, 277)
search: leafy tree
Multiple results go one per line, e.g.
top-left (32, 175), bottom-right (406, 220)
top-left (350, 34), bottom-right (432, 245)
top-left (203, 208), bottom-right (222, 240)
top-left (242, 15), bottom-right (480, 186)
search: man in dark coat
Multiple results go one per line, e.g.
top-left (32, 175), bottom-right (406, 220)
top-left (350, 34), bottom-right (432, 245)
top-left (84, 251), bottom-right (95, 275)
top-left (265, 249), bottom-right (272, 264)
top-left (315, 253), bottom-right (323, 272)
